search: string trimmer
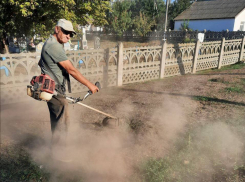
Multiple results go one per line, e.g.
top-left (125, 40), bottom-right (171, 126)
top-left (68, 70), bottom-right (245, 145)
top-left (27, 78), bottom-right (118, 124)
top-left (66, 82), bottom-right (118, 121)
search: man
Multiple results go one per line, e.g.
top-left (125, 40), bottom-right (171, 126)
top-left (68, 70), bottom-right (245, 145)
top-left (38, 19), bottom-right (99, 146)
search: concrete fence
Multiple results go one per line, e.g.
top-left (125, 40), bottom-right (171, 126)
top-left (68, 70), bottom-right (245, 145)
top-left (1, 37), bottom-right (245, 105)
top-left (86, 30), bottom-right (245, 43)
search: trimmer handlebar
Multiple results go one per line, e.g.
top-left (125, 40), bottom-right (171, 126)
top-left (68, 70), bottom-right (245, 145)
top-left (84, 81), bottom-right (101, 100)
top-left (68, 82), bottom-right (101, 103)
top-left (87, 81), bottom-right (101, 95)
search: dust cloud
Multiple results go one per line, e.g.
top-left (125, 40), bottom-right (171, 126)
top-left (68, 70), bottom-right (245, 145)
top-left (184, 122), bottom-right (244, 181)
top-left (2, 95), bottom-right (244, 182)
top-left (25, 96), bottom-right (193, 182)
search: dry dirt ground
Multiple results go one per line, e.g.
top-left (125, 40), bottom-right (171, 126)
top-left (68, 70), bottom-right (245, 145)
top-left (1, 64), bottom-right (245, 181)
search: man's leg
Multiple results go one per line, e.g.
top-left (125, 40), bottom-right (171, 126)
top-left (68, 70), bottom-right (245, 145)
top-left (47, 95), bottom-right (69, 146)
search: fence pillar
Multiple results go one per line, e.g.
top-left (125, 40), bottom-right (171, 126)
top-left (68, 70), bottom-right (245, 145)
top-left (103, 48), bottom-right (109, 88)
top-left (192, 40), bottom-right (201, 73)
top-left (160, 40), bottom-right (167, 78)
top-left (218, 37), bottom-right (225, 69)
top-left (239, 36), bottom-right (245, 62)
top-left (117, 42), bottom-right (123, 86)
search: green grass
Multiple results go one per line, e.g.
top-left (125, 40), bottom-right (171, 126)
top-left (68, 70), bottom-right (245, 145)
top-left (197, 62), bottom-right (245, 74)
top-left (219, 62), bottom-right (245, 71)
top-left (140, 120), bottom-right (245, 182)
top-left (225, 86), bottom-right (244, 93)
top-left (0, 146), bottom-right (50, 182)
top-left (0, 145), bottom-right (86, 182)
top-left (241, 78), bottom-right (245, 85)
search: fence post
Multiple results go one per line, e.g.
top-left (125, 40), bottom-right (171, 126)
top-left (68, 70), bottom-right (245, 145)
top-left (239, 36), bottom-right (245, 62)
top-left (117, 42), bottom-right (123, 86)
top-left (103, 48), bottom-right (109, 88)
top-left (218, 37), bottom-right (225, 69)
top-left (160, 40), bottom-right (167, 78)
top-left (192, 40), bottom-right (201, 73)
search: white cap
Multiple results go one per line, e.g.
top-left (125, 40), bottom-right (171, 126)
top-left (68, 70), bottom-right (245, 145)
top-left (56, 19), bottom-right (76, 34)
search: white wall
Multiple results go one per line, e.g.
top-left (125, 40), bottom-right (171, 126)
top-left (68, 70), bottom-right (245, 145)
top-left (174, 19), bottom-right (235, 31)
top-left (234, 8), bottom-right (245, 31)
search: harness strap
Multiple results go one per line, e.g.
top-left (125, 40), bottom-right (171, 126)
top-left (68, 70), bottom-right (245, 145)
top-left (38, 58), bottom-right (71, 94)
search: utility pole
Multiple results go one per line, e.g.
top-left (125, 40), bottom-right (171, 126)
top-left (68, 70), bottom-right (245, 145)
top-left (163, 0), bottom-right (170, 41)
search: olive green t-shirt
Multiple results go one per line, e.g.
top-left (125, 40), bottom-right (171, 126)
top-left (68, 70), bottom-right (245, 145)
top-left (39, 35), bottom-right (68, 86)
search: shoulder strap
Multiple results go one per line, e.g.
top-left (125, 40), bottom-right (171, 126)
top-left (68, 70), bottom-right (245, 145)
top-left (63, 70), bottom-right (71, 93)
top-left (38, 57), bottom-right (71, 93)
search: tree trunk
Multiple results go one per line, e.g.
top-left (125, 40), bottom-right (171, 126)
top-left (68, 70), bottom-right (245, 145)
top-left (2, 38), bottom-right (9, 54)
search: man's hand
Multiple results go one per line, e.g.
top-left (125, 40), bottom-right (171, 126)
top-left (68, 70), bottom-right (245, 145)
top-left (88, 83), bottom-right (99, 94)
top-left (59, 60), bottom-right (99, 94)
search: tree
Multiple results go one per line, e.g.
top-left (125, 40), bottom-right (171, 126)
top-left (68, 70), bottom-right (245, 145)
top-left (0, 0), bottom-right (111, 52)
top-left (133, 12), bottom-right (156, 36)
top-left (179, 20), bottom-right (192, 31)
top-left (109, 0), bottom-right (132, 36)
top-left (130, 0), bottom-right (166, 31)
top-left (168, 0), bottom-right (194, 30)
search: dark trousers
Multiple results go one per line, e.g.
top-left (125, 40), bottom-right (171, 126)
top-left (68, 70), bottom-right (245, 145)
top-left (47, 95), bottom-right (69, 145)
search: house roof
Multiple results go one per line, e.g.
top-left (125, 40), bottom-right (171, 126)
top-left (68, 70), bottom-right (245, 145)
top-left (174, 0), bottom-right (245, 21)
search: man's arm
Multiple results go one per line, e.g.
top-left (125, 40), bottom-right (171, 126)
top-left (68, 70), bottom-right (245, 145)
top-left (59, 60), bottom-right (99, 94)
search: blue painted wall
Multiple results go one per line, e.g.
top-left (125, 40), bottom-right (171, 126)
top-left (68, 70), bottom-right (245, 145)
top-left (174, 19), bottom-right (235, 31)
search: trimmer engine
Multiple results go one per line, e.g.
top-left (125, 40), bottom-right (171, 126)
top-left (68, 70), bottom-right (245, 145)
top-left (27, 74), bottom-right (55, 101)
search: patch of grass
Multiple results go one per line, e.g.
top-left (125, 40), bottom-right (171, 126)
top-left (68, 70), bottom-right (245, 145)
top-left (0, 145), bottom-right (50, 182)
top-left (225, 86), bottom-right (243, 93)
top-left (192, 96), bottom-right (210, 101)
top-left (208, 78), bottom-right (229, 84)
top-left (182, 38), bottom-right (196, 43)
top-left (241, 78), bottom-right (245, 85)
top-left (220, 62), bottom-right (245, 71)
top-left (140, 121), bottom-right (245, 182)
top-left (129, 119), bottom-right (144, 133)
top-left (197, 62), bottom-right (245, 74)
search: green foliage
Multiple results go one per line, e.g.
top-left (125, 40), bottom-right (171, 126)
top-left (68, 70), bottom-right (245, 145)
top-left (0, 0), bottom-right (111, 39)
top-left (179, 20), bottom-right (192, 31)
top-left (219, 62), bottom-right (245, 71)
top-left (225, 87), bottom-right (243, 93)
top-left (0, 146), bottom-right (50, 181)
top-left (107, 0), bottom-right (166, 33)
top-left (241, 78), bottom-right (245, 85)
top-left (142, 157), bottom-right (173, 182)
top-left (130, 0), bottom-right (166, 30)
top-left (182, 37), bottom-right (195, 43)
top-left (110, 0), bottom-right (132, 36)
top-left (133, 12), bottom-right (156, 36)
top-left (168, 0), bottom-right (193, 29)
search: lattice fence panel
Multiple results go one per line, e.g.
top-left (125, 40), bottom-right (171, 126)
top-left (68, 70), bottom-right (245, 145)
top-left (123, 69), bottom-right (160, 84)
top-left (165, 43), bottom-right (195, 77)
top-left (1, 85), bottom-right (30, 105)
top-left (222, 55), bottom-right (239, 66)
top-left (195, 41), bottom-right (222, 71)
top-left (200, 41), bottom-right (222, 55)
top-left (196, 60), bottom-right (218, 71)
top-left (106, 48), bottom-right (118, 87)
top-left (224, 39), bottom-right (242, 53)
top-left (164, 63), bottom-right (192, 77)
top-left (122, 46), bottom-right (161, 84)
top-left (220, 39), bottom-right (242, 66)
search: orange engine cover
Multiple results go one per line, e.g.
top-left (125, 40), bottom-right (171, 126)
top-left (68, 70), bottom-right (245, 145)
top-left (31, 74), bottom-right (55, 94)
